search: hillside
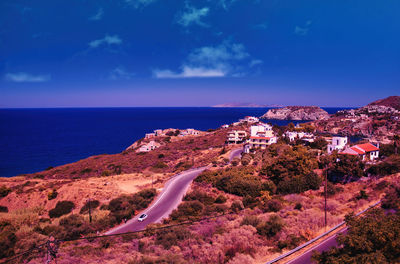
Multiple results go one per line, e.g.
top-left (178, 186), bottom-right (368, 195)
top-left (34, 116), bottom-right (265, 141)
top-left (261, 106), bottom-right (330, 120)
top-left (368, 95), bottom-right (400, 110)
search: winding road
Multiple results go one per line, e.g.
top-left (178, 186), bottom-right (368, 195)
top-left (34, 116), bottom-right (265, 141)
top-left (106, 148), bottom-right (242, 235)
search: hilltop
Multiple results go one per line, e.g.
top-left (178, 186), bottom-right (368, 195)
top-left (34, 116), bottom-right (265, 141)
top-left (261, 106), bottom-right (330, 120)
top-left (368, 95), bottom-right (400, 110)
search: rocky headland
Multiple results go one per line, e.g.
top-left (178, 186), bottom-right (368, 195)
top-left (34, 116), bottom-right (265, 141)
top-left (261, 106), bottom-right (330, 120)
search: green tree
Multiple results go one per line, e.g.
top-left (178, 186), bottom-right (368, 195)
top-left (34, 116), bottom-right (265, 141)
top-left (312, 208), bottom-right (400, 264)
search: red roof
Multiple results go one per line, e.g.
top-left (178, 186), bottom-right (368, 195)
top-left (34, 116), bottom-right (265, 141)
top-left (355, 143), bottom-right (379, 152)
top-left (350, 146), bottom-right (365, 155)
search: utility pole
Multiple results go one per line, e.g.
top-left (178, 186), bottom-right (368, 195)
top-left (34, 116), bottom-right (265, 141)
top-left (88, 198), bottom-right (92, 223)
top-left (324, 163), bottom-right (328, 231)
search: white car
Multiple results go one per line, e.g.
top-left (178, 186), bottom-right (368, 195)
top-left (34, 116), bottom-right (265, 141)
top-left (138, 213), bottom-right (148, 222)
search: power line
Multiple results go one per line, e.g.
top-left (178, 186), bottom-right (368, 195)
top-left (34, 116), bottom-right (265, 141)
top-left (0, 210), bottom-right (240, 263)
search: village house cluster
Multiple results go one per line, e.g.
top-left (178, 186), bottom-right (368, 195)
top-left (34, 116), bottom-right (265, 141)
top-left (136, 128), bottom-right (202, 153)
top-left (226, 116), bottom-right (381, 161)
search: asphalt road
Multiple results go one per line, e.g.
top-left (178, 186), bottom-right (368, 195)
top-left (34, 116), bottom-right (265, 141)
top-left (106, 166), bottom-right (208, 235)
top-left (286, 228), bottom-right (347, 264)
top-left (106, 148), bottom-right (243, 235)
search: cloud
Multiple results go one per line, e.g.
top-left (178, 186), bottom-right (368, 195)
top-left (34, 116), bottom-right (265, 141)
top-left (5, 72), bottom-right (51, 82)
top-left (89, 8), bottom-right (104, 21)
top-left (249, 59), bottom-right (263, 67)
top-left (89, 35), bottom-right (122, 48)
top-left (177, 5), bottom-right (209, 27)
top-left (295, 20), bottom-right (312, 36)
top-left (153, 40), bottom-right (258, 78)
top-left (125, 0), bottom-right (157, 8)
top-left (109, 67), bottom-right (135, 80)
top-left (218, 0), bottom-right (237, 10)
top-left (153, 67), bottom-right (225, 78)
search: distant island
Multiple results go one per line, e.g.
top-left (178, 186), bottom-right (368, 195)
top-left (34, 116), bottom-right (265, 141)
top-left (213, 103), bottom-right (283, 108)
top-left (260, 106), bottom-right (330, 120)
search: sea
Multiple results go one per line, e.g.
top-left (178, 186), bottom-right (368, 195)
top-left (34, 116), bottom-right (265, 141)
top-left (0, 107), bottom-right (348, 177)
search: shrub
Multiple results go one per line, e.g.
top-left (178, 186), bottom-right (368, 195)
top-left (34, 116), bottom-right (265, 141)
top-left (262, 199), bottom-right (283, 213)
top-left (355, 190), bottom-right (368, 200)
top-left (153, 161), bottom-right (168, 169)
top-left (155, 226), bottom-right (191, 249)
top-left (367, 155), bottom-right (400, 177)
top-left (243, 195), bottom-right (259, 209)
top-left (47, 189), bottom-right (58, 200)
top-left (0, 206), bottom-right (8, 213)
top-left (325, 182), bottom-right (344, 197)
top-left (170, 201), bottom-right (204, 221)
top-left (80, 168), bottom-right (92, 174)
top-left (230, 201), bottom-right (244, 213)
top-left (214, 194), bottom-right (227, 204)
top-left (278, 235), bottom-right (305, 250)
top-left (0, 221), bottom-right (17, 258)
top-left (381, 185), bottom-right (400, 210)
top-left (294, 203), bottom-right (302, 210)
top-left (0, 185), bottom-right (11, 198)
top-left (184, 190), bottom-right (215, 205)
top-left (241, 215), bottom-right (261, 228)
top-left (262, 180), bottom-right (277, 194)
top-left (80, 200), bottom-right (100, 214)
top-left (256, 215), bottom-right (284, 238)
top-left (49, 201), bottom-right (75, 218)
top-left (216, 174), bottom-right (262, 197)
top-left (158, 154), bottom-right (165, 159)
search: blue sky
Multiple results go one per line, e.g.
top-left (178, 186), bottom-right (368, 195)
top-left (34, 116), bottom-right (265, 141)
top-left (0, 0), bottom-right (399, 107)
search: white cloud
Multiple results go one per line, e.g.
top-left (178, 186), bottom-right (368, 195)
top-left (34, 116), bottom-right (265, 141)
top-left (153, 40), bottom-right (257, 79)
top-left (153, 66), bottom-right (225, 78)
top-left (249, 59), bottom-right (263, 67)
top-left (218, 0), bottom-right (237, 10)
top-left (125, 0), bottom-right (157, 8)
top-left (89, 8), bottom-right (104, 21)
top-left (89, 35), bottom-right (122, 48)
top-left (109, 67), bottom-right (135, 80)
top-left (295, 20), bottom-right (312, 36)
top-left (5, 72), bottom-right (50, 82)
top-left (177, 6), bottom-right (209, 27)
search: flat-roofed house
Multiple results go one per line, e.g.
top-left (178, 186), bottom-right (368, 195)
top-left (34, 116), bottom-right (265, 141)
top-left (227, 130), bottom-right (247, 144)
top-left (136, 140), bottom-right (161, 153)
top-left (327, 136), bottom-right (348, 153)
top-left (247, 123), bottom-right (277, 150)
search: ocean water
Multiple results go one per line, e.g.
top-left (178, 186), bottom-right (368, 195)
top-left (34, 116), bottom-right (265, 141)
top-left (0, 107), bottom-right (347, 177)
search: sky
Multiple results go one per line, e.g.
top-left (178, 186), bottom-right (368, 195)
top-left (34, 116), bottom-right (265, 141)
top-left (0, 0), bottom-right (399, 108)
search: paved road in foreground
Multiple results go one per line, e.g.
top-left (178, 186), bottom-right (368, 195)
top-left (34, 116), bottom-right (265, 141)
top-left (106, 148), bottom-right (243, 235)
top-left (286, 228), bottom-right (347, 264)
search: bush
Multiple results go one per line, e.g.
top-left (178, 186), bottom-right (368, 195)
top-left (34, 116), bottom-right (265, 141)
top-left (230, 201), bottom-right (244, 213)
top-left (0, 185), bottom-right (11, 198)
top-left (278, 235), bottom-right (305, 250)
top-left (367, 155), bottom-right (400, 177)
top-left (0, 221), bottom-right (17, 258)
top-left (242, 195), bottom-right (259, 209)
top-left (262, 199), bottom-right (283, 213)
top-left (170, 201), bottom-right (204, 221)
top-left (47, 189), bottom-right (58, 200)
top-left (49, 201), bottom-right (75, 218)
top-left (80, 200), bottom-right (100, 214)
top-left (355, 190), bottom-right (368, 200)
top-left (0, 206), bottom-right (8, 213)
top-left (325, 182), bottom-right (344, 197)
top-left (214, 194), bottom-right (227, 204)
top-left (155, 227), bottom-right (191, 249)
top-left (184, 190), bottom-right (215, 205)
top-left (256, 215), bottom-right (284, 238)
top-left (153, 161), bottom-right (168, 169)
top-left (381, 185), bottom-right (400, 210)
top-left (294, 203), bottom-right (302, 210)
top-left (241, 215), bottom-right (261, 228)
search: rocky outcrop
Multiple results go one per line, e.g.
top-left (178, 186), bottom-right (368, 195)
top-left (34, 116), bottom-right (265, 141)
top-left (368, 95), bottom-right (400, 111)
top-left (261, 106), bottom-right (330, 120)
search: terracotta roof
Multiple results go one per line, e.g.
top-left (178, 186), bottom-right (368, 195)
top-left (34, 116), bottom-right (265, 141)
top-left (355, 143), bottom-right (379, 152)
top-left (350, 146), bottom-right (365, 155)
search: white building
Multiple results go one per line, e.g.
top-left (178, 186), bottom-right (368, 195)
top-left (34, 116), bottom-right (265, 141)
top-left (185, 128), bottom-right (200, 135)
top-left (239, 116), bottom-right (260, 123)
top-left (221, 124), bottom-right (229, 129)
top-left (285, 131), bottom-right (315, 142)
top-left (339, 143), bottom-right (379, 161)
top-left (136, 140), bottom-right (161, 153)
top-left (327, 136), bottom-right (348, 153)
top-left (246, 123), bottom-right (277, 151)
top-left (145, 133), bottom-right (156, 139)
top-left (227, 130), bottom-right (247, 144)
